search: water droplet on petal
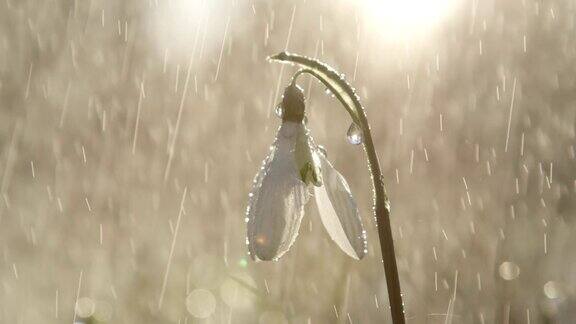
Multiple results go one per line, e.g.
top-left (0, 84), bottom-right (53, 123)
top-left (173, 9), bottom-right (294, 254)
top-left (347, 123), bottom-right (363, 145)
top-left (275, 105), bottom-right (283, 118)
top-left (317, 145), bottom-right (327, 157)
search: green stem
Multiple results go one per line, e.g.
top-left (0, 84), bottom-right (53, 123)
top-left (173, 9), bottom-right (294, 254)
top-left (270, 52), bottom-right (405, 324)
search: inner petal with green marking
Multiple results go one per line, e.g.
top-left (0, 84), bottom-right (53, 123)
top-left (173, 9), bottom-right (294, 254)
top-left (294, 126), bottom-right (322, 187)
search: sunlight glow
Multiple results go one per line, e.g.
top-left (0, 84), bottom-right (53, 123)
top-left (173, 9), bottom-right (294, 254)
top-left (359, 0), bottom-right (458, 41)
top-left (150, 0), bottom-right (206, 56)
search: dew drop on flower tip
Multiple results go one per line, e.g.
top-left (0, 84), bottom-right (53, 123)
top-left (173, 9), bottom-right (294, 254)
top-left (274, 105), bottom-right (283, 118)
top-left (347, 123), bottom-right (363, 145)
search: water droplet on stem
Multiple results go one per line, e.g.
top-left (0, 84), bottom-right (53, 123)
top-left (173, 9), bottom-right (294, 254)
top-left (347, 123), bottom-right (363, 145)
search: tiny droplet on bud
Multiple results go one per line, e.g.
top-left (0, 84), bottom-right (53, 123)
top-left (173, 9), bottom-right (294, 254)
top-left (274, 105), bottom-right (283, 118)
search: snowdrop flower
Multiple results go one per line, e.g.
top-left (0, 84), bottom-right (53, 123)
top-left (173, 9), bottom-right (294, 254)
top-left (263, 53), bottom-right (405, 324)
top-left (246, 82), bottom-right (367, 261)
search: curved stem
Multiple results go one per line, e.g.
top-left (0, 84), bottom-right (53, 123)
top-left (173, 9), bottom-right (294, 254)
top-left (357, 110), bottom-right (405, 324)
top-left (270, 52), bottom-right (405, 324)
top-left (291, 68), bottom-right (361, 126)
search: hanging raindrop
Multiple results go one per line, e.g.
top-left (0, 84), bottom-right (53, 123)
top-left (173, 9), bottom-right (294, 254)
top-left (346, 123), bottom-right (363, 145)
top-left (274, 105), bottom-right (283, 118)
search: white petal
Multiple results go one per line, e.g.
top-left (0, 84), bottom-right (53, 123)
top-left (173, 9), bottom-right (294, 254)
top-left (314, 153), bottom-right (367, 260)
top-left (247, 122), bottom-right (310, 261)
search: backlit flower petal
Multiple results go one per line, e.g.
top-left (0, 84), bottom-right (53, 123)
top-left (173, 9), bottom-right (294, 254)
top-left (313, 152), bottom-right (367, 260)
top-left (246, 122), bottom-right (310, 261)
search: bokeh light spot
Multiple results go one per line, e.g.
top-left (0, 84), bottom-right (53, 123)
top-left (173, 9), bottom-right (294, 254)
top-left (543, 281), bottom-right (563, 299)
top-left (238, 258), bottom-right (248, 268)
top-left (75, 297), bottom-right (95, 319)
top-left (259, 310), bottom-right (288, 324)
top-left (220, 273), bottom-right (257, 309)
top-left (186, 289), bottom-right (216, 319)
top-left (499, 261), bottom-right (520, 281)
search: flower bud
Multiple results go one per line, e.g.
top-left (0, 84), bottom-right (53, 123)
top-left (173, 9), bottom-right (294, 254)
top-left (281, 83), bottom-right (305, 123)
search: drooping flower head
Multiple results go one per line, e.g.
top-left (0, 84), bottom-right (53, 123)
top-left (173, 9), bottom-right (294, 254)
top-left (246, 82), bottom-right (367, 261)
top-left (261, 52), bottom-right (406, 324)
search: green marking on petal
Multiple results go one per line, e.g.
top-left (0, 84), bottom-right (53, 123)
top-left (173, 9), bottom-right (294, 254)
top-left (300, 162), bottom-right (322, 187)
top-left (295, 127), bottom-right (322, 186)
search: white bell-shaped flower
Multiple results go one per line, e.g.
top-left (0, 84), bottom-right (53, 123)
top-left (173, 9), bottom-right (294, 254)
top-left (246, 83), bottom-right (367, 261)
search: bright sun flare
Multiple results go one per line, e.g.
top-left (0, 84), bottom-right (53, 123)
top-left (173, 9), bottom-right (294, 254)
top-left (360, 0), bottom-right (458, 41)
